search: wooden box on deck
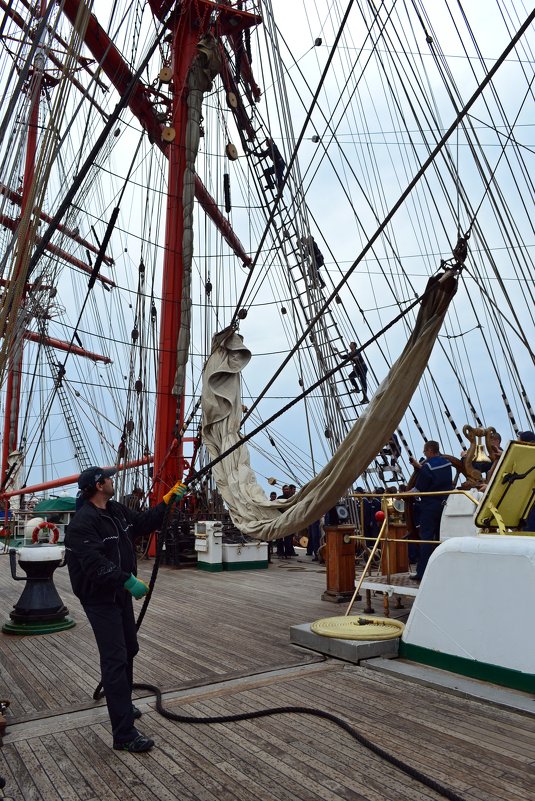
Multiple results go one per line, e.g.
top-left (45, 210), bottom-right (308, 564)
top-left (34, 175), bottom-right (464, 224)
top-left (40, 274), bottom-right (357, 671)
top-left (321, 524), bottom-right (356, 603)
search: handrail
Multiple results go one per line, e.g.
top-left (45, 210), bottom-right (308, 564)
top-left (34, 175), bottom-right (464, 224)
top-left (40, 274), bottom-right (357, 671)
top-left (350, 488), bottom-right (479, 505)
top-left (345, 488), bottom-right (480, 588)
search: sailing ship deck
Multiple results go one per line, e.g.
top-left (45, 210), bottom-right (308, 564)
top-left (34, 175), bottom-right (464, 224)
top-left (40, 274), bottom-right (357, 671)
top-left (0, 551), bottom-right (533, 801)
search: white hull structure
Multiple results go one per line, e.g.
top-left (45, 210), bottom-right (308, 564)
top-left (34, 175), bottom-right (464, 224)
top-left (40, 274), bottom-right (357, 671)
top-left (401, 535), bottom-right (535, 692)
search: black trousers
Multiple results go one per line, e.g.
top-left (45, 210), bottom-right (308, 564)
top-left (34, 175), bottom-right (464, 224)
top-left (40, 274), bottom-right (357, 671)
top-left (277, 533), bottom-right (295, 556)
top-left (84, 593), bottom-right (139, 744)
top-left (415, 502), bottom-right (445, 579)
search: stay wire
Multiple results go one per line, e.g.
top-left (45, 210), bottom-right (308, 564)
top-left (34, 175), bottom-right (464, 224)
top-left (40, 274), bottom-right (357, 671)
top-left (264, 22), bottom-right (447, 448)
top-left (414, 0), bottom-right (535, 325)
top-left (363, 3), bottom-right (515, 431)
top-left (230, 0), bottom-right (356, 325)
top-left (314, 0), bottom-right (532, 432)
top-left (466, 80), bottom-right (535, 242)
top-left (22, 133), bottom-right (145, 482)
top-left (241, 7), bottom-right (535, 427)
top-left (24, 6), bottom-right (173, 280)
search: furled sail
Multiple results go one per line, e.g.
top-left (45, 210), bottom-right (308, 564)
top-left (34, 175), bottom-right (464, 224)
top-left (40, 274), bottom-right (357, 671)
top-left (202, 271), bottom-right (458, 540)
top-left (174, 35), bottom-right (221, 398)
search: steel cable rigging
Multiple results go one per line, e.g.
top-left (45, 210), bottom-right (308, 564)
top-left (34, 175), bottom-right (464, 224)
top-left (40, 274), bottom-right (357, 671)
top-left (239, 7), bottom-right (535, 464)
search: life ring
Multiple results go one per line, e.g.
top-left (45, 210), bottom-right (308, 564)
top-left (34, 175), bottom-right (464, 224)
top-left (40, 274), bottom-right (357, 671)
top-left (32, 521), bottom-right (60, 544)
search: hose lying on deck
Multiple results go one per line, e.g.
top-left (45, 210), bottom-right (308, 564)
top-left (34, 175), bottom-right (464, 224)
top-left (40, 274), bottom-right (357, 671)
top-left (132, 680), bottom-right (467, 801)
top-left (92, 503), bottom-right (465, 801)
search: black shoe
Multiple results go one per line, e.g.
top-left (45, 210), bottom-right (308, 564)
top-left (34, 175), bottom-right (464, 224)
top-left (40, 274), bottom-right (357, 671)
top-left (113, 733), bottom-right (154, 753)
top-left (409, 574), bottom-right (421, 582)
top-left (132, 705), bottom-right (142, 719)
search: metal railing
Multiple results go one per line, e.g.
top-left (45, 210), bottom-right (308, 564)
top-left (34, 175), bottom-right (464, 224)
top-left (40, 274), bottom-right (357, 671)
top-left (343, 489), bottom-right (480, 615)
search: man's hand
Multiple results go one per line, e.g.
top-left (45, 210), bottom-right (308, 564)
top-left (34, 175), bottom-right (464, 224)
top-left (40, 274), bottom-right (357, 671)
top-left (163, 481), bottom-right (187, 505)
top-left (124, 574), bottom-right (150, 600)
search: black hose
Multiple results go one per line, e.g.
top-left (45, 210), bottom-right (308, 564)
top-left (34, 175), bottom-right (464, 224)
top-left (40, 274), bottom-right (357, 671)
top-left (133, 679), bottom-right (466, 801)
top-left (91, 502), bottom-right (465, 800)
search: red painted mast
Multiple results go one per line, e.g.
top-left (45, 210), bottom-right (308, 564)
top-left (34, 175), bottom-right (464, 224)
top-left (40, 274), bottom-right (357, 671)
top-left (152, 1), bottom-right (203, 498)
top-left (1, 2), bottom-right (46, 486)
top-left (38, 0), bottom-right (260, 505)
top-left (149, 0), bottom-right (260, 501)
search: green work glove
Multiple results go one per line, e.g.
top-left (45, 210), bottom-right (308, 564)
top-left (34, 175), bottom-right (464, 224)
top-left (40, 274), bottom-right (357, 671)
top-left (163, 481), bottom-right (187, 505)
top-left (124, 574), bottom-right (150, 600)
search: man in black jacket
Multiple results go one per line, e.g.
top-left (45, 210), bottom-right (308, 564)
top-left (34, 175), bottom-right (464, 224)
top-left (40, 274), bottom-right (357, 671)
top-left (65, 466), bottom-right (184, 753)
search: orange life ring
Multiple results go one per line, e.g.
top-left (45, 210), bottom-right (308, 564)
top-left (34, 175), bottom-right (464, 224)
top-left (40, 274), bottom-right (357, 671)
top-left (32, 521), bottom-right (60, 544)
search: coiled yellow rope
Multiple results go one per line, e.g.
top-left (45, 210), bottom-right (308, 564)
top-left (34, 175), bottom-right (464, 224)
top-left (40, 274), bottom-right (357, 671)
top-left (311, 615), bottom-right (404, 640)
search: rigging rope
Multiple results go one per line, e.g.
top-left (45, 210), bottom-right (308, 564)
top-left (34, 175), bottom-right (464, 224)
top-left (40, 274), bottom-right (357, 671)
top-left (24, 6), bottom-right (174, 281)
top-left (241, 6), bottom-right (535, 428)
top-left (22, 134), bottom-right (145, 483)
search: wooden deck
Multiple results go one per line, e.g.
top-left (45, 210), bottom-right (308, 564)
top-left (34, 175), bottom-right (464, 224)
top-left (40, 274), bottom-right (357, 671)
top-left (0, 550), bottom-right (534, 801)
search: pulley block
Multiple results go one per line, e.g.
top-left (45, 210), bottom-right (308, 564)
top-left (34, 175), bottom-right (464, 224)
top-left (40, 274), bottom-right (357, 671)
top-left (225, 143), bottom-right (239, 160)
top-left (159, 66), bottom-right (173, 83)
top-left (161, 127), bottom-right (176, 143)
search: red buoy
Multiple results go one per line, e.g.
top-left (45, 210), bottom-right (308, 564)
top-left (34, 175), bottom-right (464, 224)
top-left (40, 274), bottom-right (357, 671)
top-left (375, 510), bottom-right (385, 522)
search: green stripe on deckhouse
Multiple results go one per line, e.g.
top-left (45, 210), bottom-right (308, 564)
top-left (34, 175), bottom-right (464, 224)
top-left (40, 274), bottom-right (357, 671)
top-left (399, 642), bottom-right (535, 693)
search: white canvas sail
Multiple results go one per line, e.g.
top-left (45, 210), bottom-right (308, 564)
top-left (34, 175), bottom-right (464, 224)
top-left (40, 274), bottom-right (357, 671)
top-left (203, 272), bottom-right (458, 539)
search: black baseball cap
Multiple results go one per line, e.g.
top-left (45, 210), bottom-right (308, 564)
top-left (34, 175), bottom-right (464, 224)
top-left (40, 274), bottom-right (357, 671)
top-left (518, 431), bottom-right (535, 443)
top-left (78, 466), bottom-right (116, 490)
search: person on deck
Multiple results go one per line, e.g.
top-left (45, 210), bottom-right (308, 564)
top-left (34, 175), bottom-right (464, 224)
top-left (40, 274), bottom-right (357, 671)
top-left (518, 432), bottom-right (535, 531)
top-left (276, 484), bottom-right (289, 558)
top-left (276, 484), bottom-right (297, 558)
top-left (306, 518), bottom-right (323, 560)
top-left (354, 486), bottom-right (371, 542)
top-left (489, 431), bottom-right (503, 461)
top-left (122, 486), bottom-right (145, 512)
top-left (409, 441), bottom-right (452, 582)
top-left (65, 467), bottom-right (185, 753)
top-left (268, 490), bottom-right (278, 561)
top-left (480, 431), bottom-right (503, 482)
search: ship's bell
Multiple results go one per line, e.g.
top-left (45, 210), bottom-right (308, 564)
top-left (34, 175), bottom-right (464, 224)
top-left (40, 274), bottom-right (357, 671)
top-left (472, 442), bottom-right (492, 473)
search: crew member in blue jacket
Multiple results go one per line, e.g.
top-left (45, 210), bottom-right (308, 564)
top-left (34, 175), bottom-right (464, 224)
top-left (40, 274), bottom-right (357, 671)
top-left (65, 467), bottom-right (185, 753)
top-left (409, 441), bottom-right (452, 581)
